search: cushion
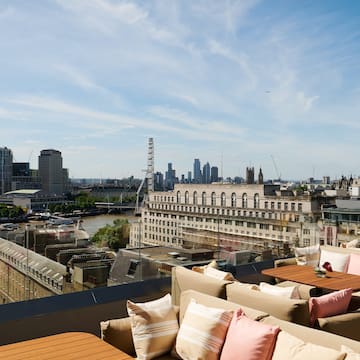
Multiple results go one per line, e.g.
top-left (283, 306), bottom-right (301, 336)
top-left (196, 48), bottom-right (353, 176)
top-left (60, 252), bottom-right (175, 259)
top-left (127, 294), bottom-right (179, 360)
top-left (295, 244), bottom-right (320, 266)
top-left (319, 249), bottom-right (350, 272)
top-left (347, 253), bottom-right (360, 275)
top-left (341, 345), bottom-right (360, 360)
top-left (259, 282), bottom-right (300, 299)
top-left (192, 259), bottom-right (218, 273)
top-left (175, 299), bottom-right (233, 360)
top-left (309, 288), bottom-right (353, 325)
top-left (203, 266), bottom-right (235, 281)
top-left (272, 331), bottom-right (346, 360)
top-left (220, 310), bottom-right (280, 360)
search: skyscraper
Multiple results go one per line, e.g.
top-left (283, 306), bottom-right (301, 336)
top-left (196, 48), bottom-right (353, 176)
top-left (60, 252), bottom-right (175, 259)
top-left (211, 166), bottom-right (219, 183)
top-left (38, 149), bottom-right (65, 195)
top-left (0, 147), bottom-right (13, 194)
top-left (203, 162), bottom-right (211, 184)
top-left (165, 163), bottom-right (176, 190)
top-left (193, 158), bottom-right (201, 183)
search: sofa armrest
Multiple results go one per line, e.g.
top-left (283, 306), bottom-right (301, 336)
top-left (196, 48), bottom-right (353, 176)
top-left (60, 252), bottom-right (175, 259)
top-left (317, 311), bottom-right (360, 342)
top-left (100, 317), bottom-right (136, 356)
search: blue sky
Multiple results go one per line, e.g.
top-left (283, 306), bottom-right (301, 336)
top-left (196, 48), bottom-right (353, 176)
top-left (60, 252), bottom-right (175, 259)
top-left (1, 0), bottom-right (360, 181)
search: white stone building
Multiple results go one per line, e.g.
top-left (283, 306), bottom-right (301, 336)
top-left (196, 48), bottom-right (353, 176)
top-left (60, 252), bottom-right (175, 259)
top-left (130, 183), bottom-right (329, 256)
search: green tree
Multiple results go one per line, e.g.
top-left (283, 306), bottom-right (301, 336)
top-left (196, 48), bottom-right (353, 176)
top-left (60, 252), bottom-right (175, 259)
top-left (91, 218), bottom-right (130, 251)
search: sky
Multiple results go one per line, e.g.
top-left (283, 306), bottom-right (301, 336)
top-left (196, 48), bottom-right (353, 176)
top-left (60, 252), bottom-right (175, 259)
top-left (1, 0), bottom-right (360, 181)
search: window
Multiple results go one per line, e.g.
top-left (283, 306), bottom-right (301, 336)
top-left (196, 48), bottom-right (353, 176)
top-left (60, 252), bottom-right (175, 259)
top-left (185, 191), bottom-right (189, 204)
top-left (202, 192), bottom-right (206, 206)
top-left (176, 191), bottom-right (181, 203)
top-left (277, 202), bottom-right (281, 210)
top-left (221, 192), bottom-right (226, 207)
top-left (264, 201), bottom-right (268, 209)
top-left (254, 193), bottom-right (259, 208)
top-left (271, 202), bottom-right (275, 210)
top-left (127, 260), bottom-right (140, 277)
top-left (211, 192), bottom-right (216, 206)
top-left (242, 193), bottom-right (247, 208)
top-left (291, 203), bottom-right (295, 211)
top-left (193, 191), bottom-right (198, 205)
top-left (298, 203), bottom-right (303, 212)
top-left (231, 193), bottom-right (237, 207)
top-left (284, 202), bottom-right (288, 211)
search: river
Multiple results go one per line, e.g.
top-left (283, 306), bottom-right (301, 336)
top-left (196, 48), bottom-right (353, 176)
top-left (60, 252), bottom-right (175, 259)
top-left (80, 214), bottom-right (137, 237)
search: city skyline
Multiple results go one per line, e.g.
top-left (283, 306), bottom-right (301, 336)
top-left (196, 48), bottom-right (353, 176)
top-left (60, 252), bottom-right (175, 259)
top-left (1, 1), bottom-right (360, 180)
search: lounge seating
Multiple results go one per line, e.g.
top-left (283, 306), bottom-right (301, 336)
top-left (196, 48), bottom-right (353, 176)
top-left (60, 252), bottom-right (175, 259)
top-left (100, 265), bottom-right (360, 358)
top-left (101, 289), bottom-right (360, 359)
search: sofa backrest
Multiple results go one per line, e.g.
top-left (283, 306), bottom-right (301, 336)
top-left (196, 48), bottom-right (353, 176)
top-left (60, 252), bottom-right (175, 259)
top-left (320, 245), bottom-right (360, 255)
top-left (179, 289), bottom-right (268, 324)
top-left (226, 282), bottom-right (310, 326)
top-left (171, 266), bottom-right (232, 306)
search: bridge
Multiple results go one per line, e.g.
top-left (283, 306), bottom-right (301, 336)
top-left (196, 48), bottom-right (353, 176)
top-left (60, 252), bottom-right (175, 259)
top-left (94, 202), bottom-right (137, 212)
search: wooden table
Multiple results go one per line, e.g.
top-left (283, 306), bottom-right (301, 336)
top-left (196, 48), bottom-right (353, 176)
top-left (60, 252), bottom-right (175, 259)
top-left (262, 264), bottom-right (360, 291)
top-left (0, 332), bottom-right (134, 360)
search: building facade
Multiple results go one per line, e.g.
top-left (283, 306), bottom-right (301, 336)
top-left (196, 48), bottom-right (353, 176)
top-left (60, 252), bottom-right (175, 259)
top-left (38, 149), bottom-right (67, 195)
top-left (130, 183), bottom-right (330, 257)
top-left (0, 147), bottom-right (13, 195)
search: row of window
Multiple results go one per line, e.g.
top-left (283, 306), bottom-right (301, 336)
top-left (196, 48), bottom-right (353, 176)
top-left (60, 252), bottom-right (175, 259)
top-left (153, 192), bottom-right (303, 212)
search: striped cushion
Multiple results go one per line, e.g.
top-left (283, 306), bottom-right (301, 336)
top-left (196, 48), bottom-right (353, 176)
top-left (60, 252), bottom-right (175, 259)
top-left (127, 294), bottom-right (179, 360)
top-left (176, 299), bottom-right (233, 360)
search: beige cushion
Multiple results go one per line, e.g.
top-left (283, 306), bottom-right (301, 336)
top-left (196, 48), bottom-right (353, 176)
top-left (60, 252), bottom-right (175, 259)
top-left (272, 331), bottom-right (346, 360)
top-left (127, 294), bottom-right (179, 360)
top-left (227, 282), bottom-right (310, 326)
top-left (259, 282), bottom-right (300, 299)
top-left (171, 266), bottom-right (231, 306)
top-left (100, 317), bottom-right (136, 356)
top-left (341, 345), bottom-right (360, 359)
top-left (203, 266), bottom-right (235, 281)
top-left (175, 299), bottom-right (233, 360)
top-left (295, 244), bottom-right (320, 266)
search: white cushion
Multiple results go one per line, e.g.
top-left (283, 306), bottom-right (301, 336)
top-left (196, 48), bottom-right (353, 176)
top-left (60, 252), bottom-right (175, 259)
top-left (341, 345), bottom-right (360, 360)
top-left (203, 266), bottom-right (235, 281)
top-left (272, 331), bottom-right (346, 360)
top-left (259, 282), bottom-right (300, 299)
top-left (295, 244), bottom-right (320, 267)
top-left (319, 250), bottom-right (350, 272)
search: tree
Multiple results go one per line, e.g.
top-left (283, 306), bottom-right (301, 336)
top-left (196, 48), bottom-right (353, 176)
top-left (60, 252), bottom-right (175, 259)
top-left (91, 218), bottom-right (130, 251)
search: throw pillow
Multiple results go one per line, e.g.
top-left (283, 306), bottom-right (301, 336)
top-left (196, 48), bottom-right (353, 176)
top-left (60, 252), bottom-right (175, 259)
top-left (347, 253), bottom-right (360, 275)
top-left (272, 331), bottom-right (346, 360)
top-left (295, 244), bottom-right (320, 266)
top-left (309, 288), bottom-right (353, 325)
top-left (220, 309), bottom-right (280, 360)
top-left (259, 282), bottom-right (300, 299)
top-left (175, 299), bottom-right (233, 360)
top-left (203, 266), bottom-right (235, 281)
top-left (341, 345), bottom-right (360, 360)
top-left (345, 239), bottom-right (360, 248)
top-left (127, 293), bottom-right (179, 360)
top-left (319, 250), bottom-right (350, 272)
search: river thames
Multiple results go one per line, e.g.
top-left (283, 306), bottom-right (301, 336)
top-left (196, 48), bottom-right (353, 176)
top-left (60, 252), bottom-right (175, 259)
top-left (80, 213), bottom-right (137, 237)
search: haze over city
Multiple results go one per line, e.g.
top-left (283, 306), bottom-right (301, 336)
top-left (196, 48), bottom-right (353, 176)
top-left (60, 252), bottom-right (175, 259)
top-left (1, 1), bottom-right (360, 180)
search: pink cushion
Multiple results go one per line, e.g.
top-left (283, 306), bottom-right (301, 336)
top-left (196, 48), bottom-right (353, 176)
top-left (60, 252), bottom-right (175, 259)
top-left (347, 253), bottom-right (360, 275)
top-left (220, 309), bottom-right (280, 360)
top-left (309, 288), bottom-right (353, 325)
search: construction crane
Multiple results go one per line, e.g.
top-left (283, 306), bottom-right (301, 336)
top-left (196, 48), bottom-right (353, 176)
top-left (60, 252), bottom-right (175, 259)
top-left (270, 155), bottom-right (281, 181)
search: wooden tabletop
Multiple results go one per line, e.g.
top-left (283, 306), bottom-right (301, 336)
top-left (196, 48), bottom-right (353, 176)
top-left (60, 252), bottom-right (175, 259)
top-left (0, 332), bottom-right (134, 360)
top-left (262, 264), bottom-right (360, 291)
